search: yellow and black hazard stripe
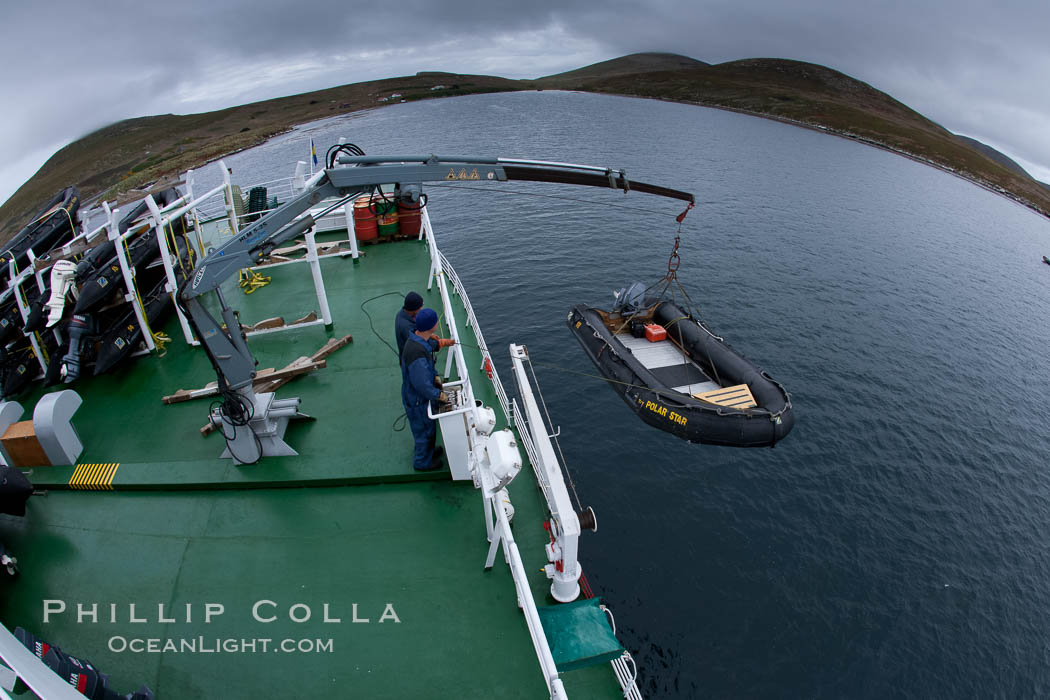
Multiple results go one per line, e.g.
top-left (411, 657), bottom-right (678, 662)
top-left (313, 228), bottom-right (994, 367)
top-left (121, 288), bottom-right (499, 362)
top-left (69, 463), bottom-right (119, 491)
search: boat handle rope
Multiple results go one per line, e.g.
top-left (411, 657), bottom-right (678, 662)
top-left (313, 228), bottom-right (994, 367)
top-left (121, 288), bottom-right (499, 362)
top-left (121, 235), bottom-right (169, 356)
top-left (459, 328), bottom-right (760, 417)
top-left (663, 315), bottom-right (721, 386)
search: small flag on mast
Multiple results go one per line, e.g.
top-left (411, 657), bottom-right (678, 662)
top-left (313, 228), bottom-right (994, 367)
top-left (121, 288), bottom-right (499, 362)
top-left (311, 139), bottom-right (318, 167)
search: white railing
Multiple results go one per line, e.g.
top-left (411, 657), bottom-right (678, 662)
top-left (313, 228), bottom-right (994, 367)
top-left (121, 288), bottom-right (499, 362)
top-left (420, 207), bottom-right (568, 699)
top-left (3, 260), bottom-right (48, 376)
top-left (509, 344), bottom-right (581, 603)
top-left (422, 215), bottom-right (642, 699)
top-left (193, 164), bottom-right (359, 261)
top-left (511, 357), bottom-right (643, 699)
top-left (103, 201), bottom-right (158, 353)
top-left (433, 247), bottom-right (512, 421)
top-left (0, 624), bottom-right (84, 699)
top-left (490, 491), bottom-right (568, 700)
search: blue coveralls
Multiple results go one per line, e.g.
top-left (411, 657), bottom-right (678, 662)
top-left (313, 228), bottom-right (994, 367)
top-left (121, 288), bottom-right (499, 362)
top-left (400, 333), bottom-right (442, 469)
top-left (394, 308), bottom-right (416, 356)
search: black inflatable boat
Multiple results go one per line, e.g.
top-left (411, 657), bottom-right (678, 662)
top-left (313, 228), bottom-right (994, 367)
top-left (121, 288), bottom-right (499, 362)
top-left (94, 276), bottom-right (174, 375)
top-left (73, 188), bottom-right (182, 315)
top-left (0, 186), bottom-right (79, 282)
top-left (568, 297), bottom-right (793, 447)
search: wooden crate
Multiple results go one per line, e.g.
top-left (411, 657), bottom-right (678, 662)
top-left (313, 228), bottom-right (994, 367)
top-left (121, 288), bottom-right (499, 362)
top-left (1, 420), bottom-right (50, 467)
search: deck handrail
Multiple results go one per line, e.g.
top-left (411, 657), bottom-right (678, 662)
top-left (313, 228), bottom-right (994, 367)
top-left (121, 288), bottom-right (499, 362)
top-left (0, 623), bottom-right (85, 699)
top-left (421, 208), bottom-right (567, 699)
top-left (434, 249), bottom-right (512, 420)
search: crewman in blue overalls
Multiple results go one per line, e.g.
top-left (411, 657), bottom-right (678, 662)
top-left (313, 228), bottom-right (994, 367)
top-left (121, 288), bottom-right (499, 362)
top-left (400, 308), bottom-right (454, 471)
top-left (394, 291), bottom-right (423, 355)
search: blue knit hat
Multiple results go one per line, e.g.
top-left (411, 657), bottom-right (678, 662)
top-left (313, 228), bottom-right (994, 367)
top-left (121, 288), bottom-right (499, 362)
top-left (415, 308), bottom-right (438, 332)
top-left (403, 291), bottom-right (423, 312)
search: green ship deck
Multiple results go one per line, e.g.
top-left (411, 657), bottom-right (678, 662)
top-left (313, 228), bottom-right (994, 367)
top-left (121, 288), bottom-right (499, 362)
top-left (0, 237), bottom-right (627, 698)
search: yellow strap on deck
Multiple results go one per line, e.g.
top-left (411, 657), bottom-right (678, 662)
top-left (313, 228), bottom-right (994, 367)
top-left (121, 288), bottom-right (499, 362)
top-left (238, 268), bottom-right (271, 294)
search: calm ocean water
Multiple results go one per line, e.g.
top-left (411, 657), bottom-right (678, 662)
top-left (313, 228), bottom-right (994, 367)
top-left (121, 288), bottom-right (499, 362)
top-left (209, 92), bottom-right (1050, 698)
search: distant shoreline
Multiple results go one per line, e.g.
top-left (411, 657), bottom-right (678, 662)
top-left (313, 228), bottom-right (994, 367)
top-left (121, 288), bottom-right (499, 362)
top-left (626, 93), bottom-right (1050, 222)
top-left (5, 54), bottom-right (1048, 238)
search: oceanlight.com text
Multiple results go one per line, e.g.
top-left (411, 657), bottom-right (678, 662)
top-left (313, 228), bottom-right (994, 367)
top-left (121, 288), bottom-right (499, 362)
top-left (108, 636), bottom-right (334, 654)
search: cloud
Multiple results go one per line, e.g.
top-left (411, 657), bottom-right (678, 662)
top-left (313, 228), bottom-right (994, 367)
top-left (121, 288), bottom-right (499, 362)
top-left (2, 0), bottom-right (1049, 205)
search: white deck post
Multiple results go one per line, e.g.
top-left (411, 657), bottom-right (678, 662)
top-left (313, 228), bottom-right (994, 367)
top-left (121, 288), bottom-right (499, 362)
top-left (184, 169), bottom-right (205, 258)
top-left (293, 161), bottom-right (307, 195)
top-left (303, 229), bottom-right (333, 326)
top-left (107, 202), bottom-right (155, 352)
top-left (423, 208), bottom-right (437, 291)
top-left (490, 486), bottom-right (568, 699)
top-left (9, 265), bottom-right (46, 375)
top-left (509, 344), bottom-right (583, 603)
top-left (144, 196), bottom-right (196, 346)
top-left (23, 251), bottom-right (48, 374)
top-left (220, 159), bottom-right (239, 235)
top-left (28, 250), bottom-right (46, 295)
top-left (342, 200), bottom-right (360, 260)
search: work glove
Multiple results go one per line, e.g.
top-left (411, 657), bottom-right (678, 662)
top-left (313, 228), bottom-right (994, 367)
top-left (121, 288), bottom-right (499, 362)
top-left (437, 337), bottom-right (456, 349)
top-left (438, 392), bottom-right (449, 403)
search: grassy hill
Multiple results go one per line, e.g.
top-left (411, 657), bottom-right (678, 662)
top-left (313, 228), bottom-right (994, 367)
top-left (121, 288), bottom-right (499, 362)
top-left (0, 73), bottom-right (525, 238)
top-left (538, 52), bottom-right (708, 84)
top-left (3, 52), bottom-right (1048, 241)
top-left (954, 135), bottom-right (1030, 177)
top-left (537, 55), bottom-right (1050, 217)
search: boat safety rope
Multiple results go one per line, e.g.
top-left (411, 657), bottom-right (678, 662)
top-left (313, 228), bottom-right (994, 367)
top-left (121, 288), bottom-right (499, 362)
top-left (26, 203), bottom-right (77, 246)
top-left (524, 358), bottom-right (702, 406)
top-left (662, 314), bottom-right (721, 386)
top-left (165, 219), bottom-right (195, 276)
top-left (151, 330), bottom-right (172, 356)
top-left (238, 268), bottom-right (271, 294)
top-left (120, 236), bottom-right (168, 356)
top-left (32, 331), bottom-right (47, 365)
top-left (455, 336), bottom-right (702, 407)
top-left (6, 202), bottom-right (79, 279)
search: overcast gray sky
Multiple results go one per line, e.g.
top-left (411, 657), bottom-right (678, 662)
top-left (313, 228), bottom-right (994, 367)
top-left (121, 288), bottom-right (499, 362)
top-left (2, 0), bottom-right (1048, 207)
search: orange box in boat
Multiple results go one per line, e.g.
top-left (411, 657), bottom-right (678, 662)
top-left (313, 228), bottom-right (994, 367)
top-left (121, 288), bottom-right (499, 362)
top-left (644, 324), bottom-right (666, 342)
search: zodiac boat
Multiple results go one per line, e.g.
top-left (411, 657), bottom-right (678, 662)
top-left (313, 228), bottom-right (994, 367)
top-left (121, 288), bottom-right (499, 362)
top-left (568, 285), bottom-right (794, 447)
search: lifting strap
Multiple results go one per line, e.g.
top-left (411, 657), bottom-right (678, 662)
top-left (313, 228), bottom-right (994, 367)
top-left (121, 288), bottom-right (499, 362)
top-left (238, 268), bottom-right (271, 294)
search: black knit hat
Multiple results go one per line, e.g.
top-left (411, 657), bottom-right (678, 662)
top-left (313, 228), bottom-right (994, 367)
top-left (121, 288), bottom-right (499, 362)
top-left (403, 292), bottom-right (423, 312)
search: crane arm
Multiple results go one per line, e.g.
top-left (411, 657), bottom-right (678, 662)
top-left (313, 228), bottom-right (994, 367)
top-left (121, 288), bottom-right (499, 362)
top-left (178, 154), bottom-right (695, 393)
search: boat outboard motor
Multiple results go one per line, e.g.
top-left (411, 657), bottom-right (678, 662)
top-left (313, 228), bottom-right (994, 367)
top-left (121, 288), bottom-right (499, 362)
top-left (612, 281), bottom-right (650, 315)
top-left (0, 542), bottom-right (17, 576)
top-left (44, 260), bottom-right (77, 328)
top-left (61, 313), bottom-right (95, 382)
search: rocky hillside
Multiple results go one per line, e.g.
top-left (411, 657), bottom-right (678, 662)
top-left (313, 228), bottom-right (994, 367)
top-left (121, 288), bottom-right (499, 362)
top-left (3, 52), bottom-right (1047, 241)
top-left (0, 73), bottom-right (525, 238)
top-left (538, 54), bottom-right (1050, 217)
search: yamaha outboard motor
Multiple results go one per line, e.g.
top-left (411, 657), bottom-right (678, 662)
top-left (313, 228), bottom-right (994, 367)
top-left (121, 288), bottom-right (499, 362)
top-left (62, 313), bottom-right (95, 383)
top-left (612, 281), bottom-right (656, 315)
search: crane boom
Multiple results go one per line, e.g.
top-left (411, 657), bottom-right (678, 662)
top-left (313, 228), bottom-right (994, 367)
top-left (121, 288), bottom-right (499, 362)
top-left (177, 153), bottom-right (695, 463)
